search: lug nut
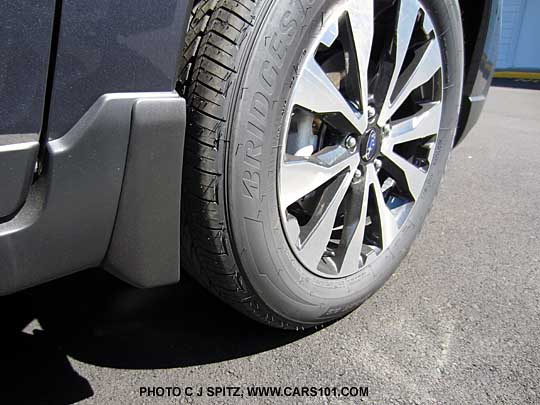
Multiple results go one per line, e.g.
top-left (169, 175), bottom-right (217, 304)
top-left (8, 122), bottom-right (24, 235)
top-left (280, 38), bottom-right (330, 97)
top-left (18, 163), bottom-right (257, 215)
top-left (383, 123), bottom-right (391, 135)
top-left (345, 135), bottom-right (357, 150)
top-left (354, 169), bottom-right (363, 179)
top-left (374, 159), bottom-right (382, 170)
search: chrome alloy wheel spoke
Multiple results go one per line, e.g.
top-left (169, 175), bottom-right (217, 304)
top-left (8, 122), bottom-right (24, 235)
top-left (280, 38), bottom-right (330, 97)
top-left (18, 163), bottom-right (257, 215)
top-left (385, 102), bottom-right (442, 147)
top-left (292, 169), bottom-right (356, 270)
top-left (333, 163), bottom-right (399, 275)
top-left (378, 0), bottom-right (442, 125)
top-left (346, 0), bottom-right (374, 129)
top-left (290, 56), bottom-right (368, 135)
top-left (280, 146), bottom-right (360, 209)
top-left (380, 102), bottom-right (442, 200)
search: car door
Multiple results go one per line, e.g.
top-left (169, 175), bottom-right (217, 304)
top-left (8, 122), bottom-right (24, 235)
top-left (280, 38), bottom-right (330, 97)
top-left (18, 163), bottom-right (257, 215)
top-left (0, 1), bottom-right (56, 219)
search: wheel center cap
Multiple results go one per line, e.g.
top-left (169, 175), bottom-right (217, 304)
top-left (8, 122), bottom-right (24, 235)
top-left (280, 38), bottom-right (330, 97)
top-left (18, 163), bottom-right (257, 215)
top-left (361, 128), bottom-right (379, 162)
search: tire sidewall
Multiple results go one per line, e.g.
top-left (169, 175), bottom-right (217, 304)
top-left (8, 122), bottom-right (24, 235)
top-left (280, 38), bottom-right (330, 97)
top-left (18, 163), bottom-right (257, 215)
top-left (225, 0), bottom-right (464, 325)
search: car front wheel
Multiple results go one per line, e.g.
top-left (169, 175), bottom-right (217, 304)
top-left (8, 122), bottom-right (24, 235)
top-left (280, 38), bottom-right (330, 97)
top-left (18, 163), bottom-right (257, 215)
top-left (179, 0), bottom-right (464, 329)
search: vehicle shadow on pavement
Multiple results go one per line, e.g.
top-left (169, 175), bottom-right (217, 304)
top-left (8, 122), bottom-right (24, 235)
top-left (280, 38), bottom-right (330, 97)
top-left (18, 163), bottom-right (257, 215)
top-left (0, 269), bottom-right (314, 401)
top-left (2, 292), bottom-right (95, 404)
top-left (492, 78), bottom-right (540, 90)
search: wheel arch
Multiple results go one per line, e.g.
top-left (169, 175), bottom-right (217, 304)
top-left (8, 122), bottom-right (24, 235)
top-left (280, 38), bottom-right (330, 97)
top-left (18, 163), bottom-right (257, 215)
top-left (455, 0), bottom-right (499, 145)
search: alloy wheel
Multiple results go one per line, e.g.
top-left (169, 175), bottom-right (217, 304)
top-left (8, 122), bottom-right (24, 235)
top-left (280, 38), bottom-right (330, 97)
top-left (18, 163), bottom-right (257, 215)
top-left (278, 0), bottom-right (444, 278)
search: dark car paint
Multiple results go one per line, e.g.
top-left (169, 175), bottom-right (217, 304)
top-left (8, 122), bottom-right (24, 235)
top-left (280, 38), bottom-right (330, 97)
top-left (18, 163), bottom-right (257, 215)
top-left (0, 0), bottom-right (193, 220)
top-left (0, 1), bottom-right (55, 136)
top-left (0, 1), bottom-right (55, 218)
top-left (0, 0), bottom-right (499, 295)
top-left (45, 0), bottom-right (193, 141)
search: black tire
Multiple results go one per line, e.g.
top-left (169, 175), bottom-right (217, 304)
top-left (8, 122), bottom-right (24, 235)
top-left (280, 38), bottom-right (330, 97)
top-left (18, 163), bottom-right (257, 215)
top-left (179, 0), bottom-right (464, 329)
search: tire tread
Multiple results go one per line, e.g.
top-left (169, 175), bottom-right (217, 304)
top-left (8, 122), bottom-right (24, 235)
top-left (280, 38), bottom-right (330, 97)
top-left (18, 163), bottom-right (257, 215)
top-left (179, 0), bottom-right (303, 329)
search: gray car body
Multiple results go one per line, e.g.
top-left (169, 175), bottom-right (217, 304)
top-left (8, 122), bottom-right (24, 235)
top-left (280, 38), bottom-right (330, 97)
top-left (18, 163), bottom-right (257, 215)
top-left (0, 0), bottom-right (500, 295)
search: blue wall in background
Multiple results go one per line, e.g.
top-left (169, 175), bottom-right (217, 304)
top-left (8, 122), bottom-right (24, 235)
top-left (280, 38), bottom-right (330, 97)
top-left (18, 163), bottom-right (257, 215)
top-left (497, 0), bottom-right (540, 71)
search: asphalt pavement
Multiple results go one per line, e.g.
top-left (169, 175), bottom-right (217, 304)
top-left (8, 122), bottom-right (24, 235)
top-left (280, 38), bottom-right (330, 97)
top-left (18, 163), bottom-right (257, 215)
top-left (2, 85), bottom-right (539, 404)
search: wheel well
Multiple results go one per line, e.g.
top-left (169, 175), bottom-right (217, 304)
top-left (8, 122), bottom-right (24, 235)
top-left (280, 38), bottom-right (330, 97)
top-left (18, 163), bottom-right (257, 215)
top-left (456, 0), bottom-right (490, 144)
top-left (459, 0), bottom-right (487, 84)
